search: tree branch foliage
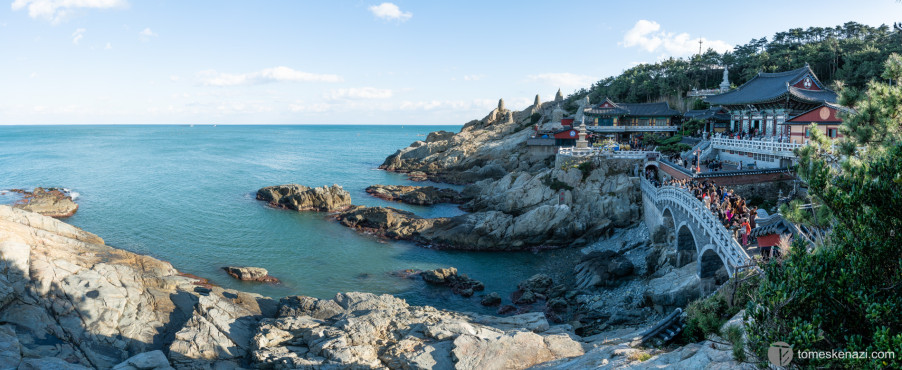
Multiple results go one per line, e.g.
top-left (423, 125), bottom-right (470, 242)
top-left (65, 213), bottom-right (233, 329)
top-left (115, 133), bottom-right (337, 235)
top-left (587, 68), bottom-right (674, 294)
top-left (745, 54), bottom-right (902, 368)
top-left (564, 22), bottom-right (902, 108)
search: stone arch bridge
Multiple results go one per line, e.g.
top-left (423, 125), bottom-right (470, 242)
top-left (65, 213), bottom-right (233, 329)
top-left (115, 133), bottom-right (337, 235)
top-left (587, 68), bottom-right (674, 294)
top-left (640, 177), bottom-right (753, 282)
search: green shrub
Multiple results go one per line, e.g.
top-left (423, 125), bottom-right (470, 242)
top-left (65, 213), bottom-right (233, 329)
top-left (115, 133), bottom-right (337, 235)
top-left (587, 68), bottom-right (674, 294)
top-left (722, 324), bottom-right (747, 362)
top-left (682, 295), bottom-right (729, 343)
top-left (577, 161), bottom-right (596, 180)
top-left (680, 272), bottom-right (759, 344)
top-left (530, 112), bottom-right (542, 124)
top-left (548, 179), bottom-right (573, 192)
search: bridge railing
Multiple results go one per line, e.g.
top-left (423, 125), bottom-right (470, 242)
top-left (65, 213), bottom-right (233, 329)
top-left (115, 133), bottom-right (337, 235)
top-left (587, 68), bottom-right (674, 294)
top-left (558, 148), bottom-right (657, 159)
top-left (640, 176), bottom-right (753, 275)
top-left (711, 137), bottom-right (801, 158)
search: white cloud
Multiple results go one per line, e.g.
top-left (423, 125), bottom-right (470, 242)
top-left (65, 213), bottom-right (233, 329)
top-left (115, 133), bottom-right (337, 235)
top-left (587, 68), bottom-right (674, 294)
top-left (198, 66), bottom-right (343, 86)
top-left (325, 87), bottom-right (393, 100)
top-left (368, 2), bottom-right (411, 22)
top-left (621, 20), bottom-right (732, 56)
top-left (527, 73), bottom-right (595, 91)
top-left (11, 0), bottom-right (126, 23)
top-left (463, 74), bottom-right (484, 81)
top-left (104, 41), bottom-right (111, 49)
top-left (289, 102), bottom-right (333, 113)
top-left (71, 28), bottom-right (84, 44)
top-left (139, 27), bottom-right (156, 40)
top-left (169, 75), bottom-right (179, 82)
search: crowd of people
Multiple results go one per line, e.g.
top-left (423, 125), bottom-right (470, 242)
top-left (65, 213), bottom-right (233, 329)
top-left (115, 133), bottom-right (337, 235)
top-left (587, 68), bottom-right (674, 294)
top-left (650, 175), bottom-right (759, 248)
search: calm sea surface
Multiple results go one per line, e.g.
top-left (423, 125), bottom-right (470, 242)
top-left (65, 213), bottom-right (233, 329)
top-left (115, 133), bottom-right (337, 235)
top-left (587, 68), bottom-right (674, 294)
top-left (0, 125), bottom-right (579, 313)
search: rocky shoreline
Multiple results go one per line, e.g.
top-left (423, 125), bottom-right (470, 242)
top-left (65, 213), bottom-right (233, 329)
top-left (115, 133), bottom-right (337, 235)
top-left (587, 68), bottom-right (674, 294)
top-left (7, 187), bottom-right (79, 218)
top-left (0, 204), bottom-right (746, 368)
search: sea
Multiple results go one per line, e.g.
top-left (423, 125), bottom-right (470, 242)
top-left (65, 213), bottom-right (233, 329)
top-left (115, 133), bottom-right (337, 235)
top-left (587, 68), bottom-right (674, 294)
top-left (0, 125), bottom-right (579, 313)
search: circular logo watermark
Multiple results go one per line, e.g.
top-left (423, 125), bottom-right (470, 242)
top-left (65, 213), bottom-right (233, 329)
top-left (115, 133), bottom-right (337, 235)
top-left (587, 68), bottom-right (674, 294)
top-left (768, 341), bottom-right (794, 366)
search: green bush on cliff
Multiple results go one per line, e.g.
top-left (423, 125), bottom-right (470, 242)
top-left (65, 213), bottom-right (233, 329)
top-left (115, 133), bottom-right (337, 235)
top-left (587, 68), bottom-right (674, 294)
top-left (530, 113), bottom-right (542, 124)
top-left (745, 55), bottom-right (902, 369)
top-left (681, 271), bottom-right (759, 344)
top-left (577, 161), bottom-right (596, 180)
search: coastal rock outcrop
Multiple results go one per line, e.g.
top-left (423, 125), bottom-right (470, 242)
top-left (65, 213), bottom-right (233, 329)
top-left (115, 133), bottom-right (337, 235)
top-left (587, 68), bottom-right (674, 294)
top-left (0, 204), bottom-right (275, 368)
top-left (256, 184), bottom-right (352, 212)
top-left (421, 267), bottom-right (485, 297)
top-left (11, 187), bottom-right (79, 217)
top-left (366, 184), bottom-right (466, 205)
top-left (574, 250), bottom-right (635, 288)
top-left (380, 99), bottom-right (544, 184)
top-left (335, 206), bottom-right (447, 241)
top-left (223, 266), bottom-right (280, 283)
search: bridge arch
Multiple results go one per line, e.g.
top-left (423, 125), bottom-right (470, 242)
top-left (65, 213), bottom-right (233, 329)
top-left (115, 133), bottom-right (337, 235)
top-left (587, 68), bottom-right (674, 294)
top-left (698, 244), bottom-right (729, 282)
top-left (675, 221), bottom-right (699, 268)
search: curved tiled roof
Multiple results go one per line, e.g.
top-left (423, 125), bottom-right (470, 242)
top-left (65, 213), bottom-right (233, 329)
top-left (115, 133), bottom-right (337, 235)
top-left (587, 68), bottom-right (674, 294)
top-left (585, 99), bottom-right (679, 116)
top-left (706, 66), bottom-right (837, 106)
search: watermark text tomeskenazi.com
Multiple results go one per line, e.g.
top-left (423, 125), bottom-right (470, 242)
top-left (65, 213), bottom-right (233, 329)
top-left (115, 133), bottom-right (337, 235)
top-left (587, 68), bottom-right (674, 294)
top-left (796, 349), bottom-right (896, 361)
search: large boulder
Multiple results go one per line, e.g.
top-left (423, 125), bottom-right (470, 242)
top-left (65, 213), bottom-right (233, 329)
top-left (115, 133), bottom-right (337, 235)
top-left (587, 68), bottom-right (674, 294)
top-left (335, 206), bottom-right (446, 241)
top-left (574, 250), bottom-right (635, 288)
top-left (11, 187), bottom-right (79, 218)
top-left (365, 184), bottom-right (466, 205)
top-left (256, 184), bottom-right (351, 212)
top-left (222, 266), bottom-right (280, 283)
top-left (644, 263), bottom-right (702, 314)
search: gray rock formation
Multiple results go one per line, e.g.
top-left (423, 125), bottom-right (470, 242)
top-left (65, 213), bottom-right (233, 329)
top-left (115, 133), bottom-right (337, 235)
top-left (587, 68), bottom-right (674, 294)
top-left (555, 88), bottom-right (564, 102)
top-left (223, 266), bottom-right (280, 283)
top-left (421, 267), bottom-right (484, 297)
top-left (366, 184), bottom-right (467, 205)
top-left (256, 184), bottom-right (352, 212)
top-left (498, 98), bottom-right (505, 111)
top-left (534, 94), bottom-right (541, 107)
top-left (335, 206), bottom-right (446, 241)
top-left (11, 187), bottom-right (79, 218)
top-left (574, 250), bottom-right (635, 288)
top-left (643, 263), bottom-right (702, 314)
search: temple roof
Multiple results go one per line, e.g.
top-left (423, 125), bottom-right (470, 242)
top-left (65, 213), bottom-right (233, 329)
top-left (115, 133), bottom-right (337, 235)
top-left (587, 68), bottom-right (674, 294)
top-left (705, 66), bottom-right (837, 106)
top-left (684, 106), bottom-right (730, 121)
top-left (585, 98), bottom-right (679, 116)
top-left (749, 213), bottom-right (797, 237)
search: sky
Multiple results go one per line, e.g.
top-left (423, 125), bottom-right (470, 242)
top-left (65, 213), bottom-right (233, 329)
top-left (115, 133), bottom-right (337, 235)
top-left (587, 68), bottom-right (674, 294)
top-left (1, 0), bottom-right (900, 125)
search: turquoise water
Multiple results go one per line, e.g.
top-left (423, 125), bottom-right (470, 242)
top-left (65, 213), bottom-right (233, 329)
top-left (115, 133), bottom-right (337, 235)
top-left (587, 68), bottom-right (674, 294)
top-left (0, 125), bottom-right (578, 313)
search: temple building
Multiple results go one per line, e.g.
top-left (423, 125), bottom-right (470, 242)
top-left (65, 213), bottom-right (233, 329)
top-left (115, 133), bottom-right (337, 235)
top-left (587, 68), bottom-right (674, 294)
top-left (582, 98), bottom-right (681, 141)
top-left (705, 65), bottom-right (838, 139)
top-left (784, 103), bottom-right (850, 144)
top-left (683, 106), bottom-right (731, 133)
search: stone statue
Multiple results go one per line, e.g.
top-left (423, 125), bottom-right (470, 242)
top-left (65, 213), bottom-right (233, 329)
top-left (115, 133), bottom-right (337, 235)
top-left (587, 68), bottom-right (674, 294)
top-left (498, 98), bottom-right (505, 111)
top-left (720, 67), bottom-right (730, 91)
top-left (555, 88), bottom-right (564, 102)
top-left (574, 96), bottom-right (589, 124)
top-left (551, 104), bottom-right (564, 124)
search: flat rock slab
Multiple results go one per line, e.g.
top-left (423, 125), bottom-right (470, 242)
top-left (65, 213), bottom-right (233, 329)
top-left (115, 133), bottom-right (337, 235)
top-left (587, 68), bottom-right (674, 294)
top-left (11, 187), bottom-right (79, 218)
top-left (366, 184), bottom-right (466, 205)
top-left (223, 266), bottom-right (280, 283)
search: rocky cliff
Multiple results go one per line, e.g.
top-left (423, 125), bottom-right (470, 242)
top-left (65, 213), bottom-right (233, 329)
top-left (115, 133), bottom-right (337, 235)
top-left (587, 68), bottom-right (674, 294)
top-left (380, 100), bottom-right (550, 184)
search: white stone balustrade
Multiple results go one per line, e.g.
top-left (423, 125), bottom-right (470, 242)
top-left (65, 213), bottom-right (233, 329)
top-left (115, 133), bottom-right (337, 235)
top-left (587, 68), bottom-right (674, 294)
top-left (711, 137), bottom-right (801, 158)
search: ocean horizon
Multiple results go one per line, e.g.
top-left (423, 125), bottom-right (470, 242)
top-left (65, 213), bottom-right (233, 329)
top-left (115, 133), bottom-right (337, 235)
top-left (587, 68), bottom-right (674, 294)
top-left (0, 124), bottom-right (578, 313)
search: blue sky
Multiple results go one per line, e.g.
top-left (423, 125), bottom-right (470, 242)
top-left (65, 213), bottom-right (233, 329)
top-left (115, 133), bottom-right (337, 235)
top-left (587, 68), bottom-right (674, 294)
top-left (1, 0), bottom-right (899, 125)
